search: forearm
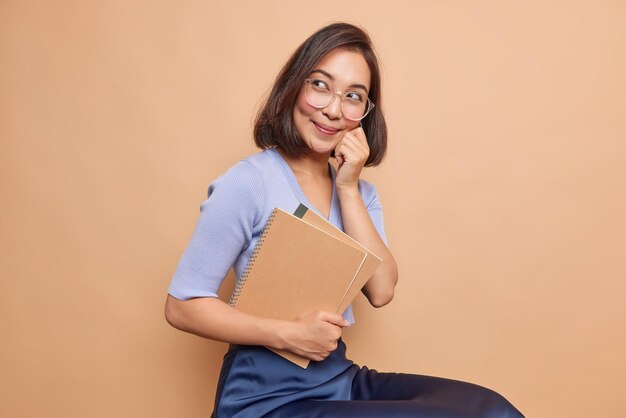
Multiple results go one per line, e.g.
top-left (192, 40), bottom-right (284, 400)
top-left (337, 187), bottom-right (398, 307)
top-left (165, 294), bottom-right (291, 349)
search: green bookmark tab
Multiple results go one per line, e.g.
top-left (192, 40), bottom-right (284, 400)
top-left (293, 203), bottom-right (308, 219)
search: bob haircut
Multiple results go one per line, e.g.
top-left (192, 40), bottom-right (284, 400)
top-left (254, 22), bottom-right (387, 167)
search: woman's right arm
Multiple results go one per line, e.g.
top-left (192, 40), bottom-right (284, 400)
top-left (164, 294), bottom-right (349, 361)
top-left (167, 162), bottom-right (348, 360)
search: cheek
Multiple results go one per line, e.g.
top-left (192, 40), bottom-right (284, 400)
top-left (344, 119), bottom-right (360, 130)
top-left (293, 96), bottom-right (314, 138)
top-left (294, 91), bottom-right (316, 118)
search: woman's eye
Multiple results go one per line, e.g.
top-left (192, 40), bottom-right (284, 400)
top-left (346, 92), bottom-right (364, 102)
top-left (312, 80), bottom-right (329, 90)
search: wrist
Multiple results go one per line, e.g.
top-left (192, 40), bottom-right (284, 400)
top-left (336, 185), bottom-right (360, 199)
top-left (270, 319), bottom-right (297, 351)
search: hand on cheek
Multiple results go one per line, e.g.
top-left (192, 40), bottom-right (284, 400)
top-left (334, 127), bottom-right (370, 191)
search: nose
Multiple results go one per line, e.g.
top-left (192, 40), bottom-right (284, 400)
top-left (321, 93), bottom-right (343, 120)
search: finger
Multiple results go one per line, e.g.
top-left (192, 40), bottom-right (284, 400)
top-left (336, 136), bottom-right (360, 152)
top-left (337, 138), bottom-right (367, 163)
top-left (348, 127), bottom-right (368, 145)
top-left (318, 311), bottom-right (350, 327)
top-left (342, 131), bottom-right (369, 153)
top-left (335, 151), bottom-right (344, 165)
top-left (335, 143), bottom-right (350, 164)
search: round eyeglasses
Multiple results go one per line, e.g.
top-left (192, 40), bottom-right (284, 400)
top-left (303, 78), bottom-right (375, 121)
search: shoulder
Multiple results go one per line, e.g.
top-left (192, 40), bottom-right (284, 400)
top-left (241, 147), bottom-right (276, 168)
top-left (204, 151), bottom-right (271, 226)
top-left (208, 149), bottom-right (275, 195)
top-left (208, 159), bottom-right (262, 196)
top-left (357, 178), bottom-right (383, 210)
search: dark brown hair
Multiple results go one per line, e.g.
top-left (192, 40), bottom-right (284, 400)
top-left (254, 22), bottom-right (387, 167)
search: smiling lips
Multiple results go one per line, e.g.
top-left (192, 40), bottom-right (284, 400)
top-left (312, 121), bottom-right (339, 135)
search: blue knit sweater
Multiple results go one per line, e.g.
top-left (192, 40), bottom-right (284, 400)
top-left (168, 147), bottom-right (388, 323)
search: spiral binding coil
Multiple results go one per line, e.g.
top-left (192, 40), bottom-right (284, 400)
top-left (229, 208), bottom-right (278, 306)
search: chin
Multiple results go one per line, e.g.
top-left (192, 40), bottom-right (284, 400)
top-left (307, 129), bottom-right (341, 152)
top-left (308, 137), bottom-right (340, 156)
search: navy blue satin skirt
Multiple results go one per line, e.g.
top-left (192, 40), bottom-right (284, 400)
top-left (211, 340), bottom-right (524, 418)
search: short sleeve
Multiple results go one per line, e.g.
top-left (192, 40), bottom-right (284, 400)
top-left (358, 179), bottom-right (389, 247)
top-left (168, 161), bottom-right (265, 300)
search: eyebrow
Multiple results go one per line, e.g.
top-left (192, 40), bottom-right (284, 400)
top-left (309, 69), bottom-right (369, 94)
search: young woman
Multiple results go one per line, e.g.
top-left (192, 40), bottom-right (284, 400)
top-left (165, 22), bottom-right (525, 418)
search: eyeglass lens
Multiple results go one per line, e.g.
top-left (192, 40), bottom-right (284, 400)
top-left (305, 79), bottom-right (372, 121)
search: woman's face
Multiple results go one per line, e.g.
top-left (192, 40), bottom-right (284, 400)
top-left (293, 48), bottom-right (371, 157)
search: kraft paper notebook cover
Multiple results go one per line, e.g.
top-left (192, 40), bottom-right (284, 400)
top-left (294, 204), bottom-right (383, 314)
top-left (229, 207), bottom-right (368, 368)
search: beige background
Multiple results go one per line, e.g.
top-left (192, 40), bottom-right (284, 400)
top-left (2, 1), bottom-right (625, 417)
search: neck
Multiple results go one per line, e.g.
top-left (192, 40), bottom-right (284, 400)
top-left (276, 148), bottom-right (330, 178)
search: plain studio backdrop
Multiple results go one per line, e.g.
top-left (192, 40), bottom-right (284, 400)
top-left (1, 1), bottom-right (625, 417)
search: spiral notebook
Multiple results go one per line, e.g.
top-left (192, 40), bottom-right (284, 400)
top-left (229, 204), bottom-right (381, 368)
top-left (294, 204), bottom-right (383, 315)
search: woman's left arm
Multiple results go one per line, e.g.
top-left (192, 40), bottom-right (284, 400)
top-left (334, 127), bottom-right (399, 308)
